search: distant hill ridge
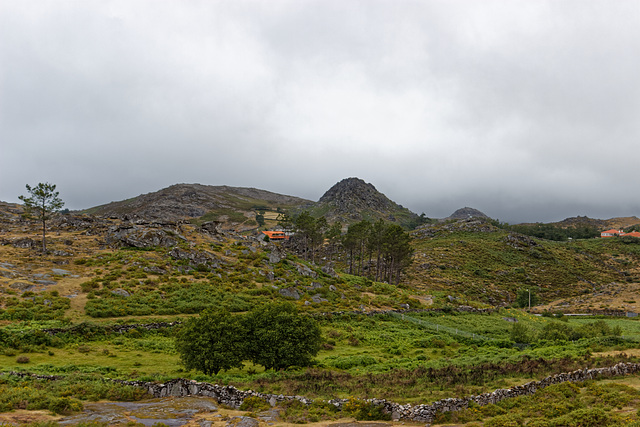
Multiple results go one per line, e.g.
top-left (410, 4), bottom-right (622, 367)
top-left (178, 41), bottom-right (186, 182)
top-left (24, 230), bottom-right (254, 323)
top-left (83, 183), bottom-right (311, 222)
top-left (76, 179), bottom-right (640, 231)
top-left (520, 216), bottom-right (640, 230)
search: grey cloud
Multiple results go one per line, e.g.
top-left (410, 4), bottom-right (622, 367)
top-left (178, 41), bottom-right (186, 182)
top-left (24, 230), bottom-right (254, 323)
top-left (1, 1), bottom-right (639, 223)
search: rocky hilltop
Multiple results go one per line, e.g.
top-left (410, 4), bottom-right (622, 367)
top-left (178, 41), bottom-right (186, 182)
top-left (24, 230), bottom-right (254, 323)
top-left (83, 183), bottom-right (311, 225)
top-left (310, 177), bottom-right (419, 228)
top-left (447, 207), bottom-right (489, 220)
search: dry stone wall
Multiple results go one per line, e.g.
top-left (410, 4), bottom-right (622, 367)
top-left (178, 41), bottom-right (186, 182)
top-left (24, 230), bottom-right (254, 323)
top-left (6, 362), bottom-right (640, 422)
top-left (117, 362), bottom-right (640, 423)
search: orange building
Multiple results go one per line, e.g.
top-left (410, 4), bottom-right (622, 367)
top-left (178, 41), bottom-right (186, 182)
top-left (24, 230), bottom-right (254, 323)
top-left (262, 230), bottom-right (289, 240)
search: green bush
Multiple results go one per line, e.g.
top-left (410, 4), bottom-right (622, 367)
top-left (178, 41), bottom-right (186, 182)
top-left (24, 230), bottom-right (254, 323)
top-left (510, 323), bottom-right (532, 344)
top-left (550, 407), bottom-right (614, 427)
top-left (342, 398), bottom-right (390, 421)
top-left (47, 397), bottom-right (83, 414)
top-left (243, 302), bottom-right (322, 370)
top-left (484, 413), bottom-right (524, 427)
top-left (175, 309), bottom-right (245, 376)
top-left (239, 396), bottom-right (270, 412)
top-left (330, 355), bottom-right (378, 369)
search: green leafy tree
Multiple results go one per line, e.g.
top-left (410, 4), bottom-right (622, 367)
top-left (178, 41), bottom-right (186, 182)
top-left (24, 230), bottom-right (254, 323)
top-left (294, 211), bottom-right (318, 261)
top-left (381, 224), bottom-right (413, 284)
top-left (368, 219), bottom-right (387, 281)
top-left (516, 288), bottom-right (539, 309)
top-left (343, 220), bottom-right (371, 275)
top-left (19, 182), bottom-right (64, 252)
top-left (175, 309), bottom-right (245, 375)
top-left (277, 212), bottom-right (294, 233)
top-left (325, 221), bottom-right (343, 261)
top-left (243, 302), bottom-right (322, 370)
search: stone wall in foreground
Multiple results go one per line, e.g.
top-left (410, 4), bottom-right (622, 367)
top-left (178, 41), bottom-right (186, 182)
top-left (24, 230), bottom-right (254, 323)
top-left (116, 361), bottom-right (640, 423)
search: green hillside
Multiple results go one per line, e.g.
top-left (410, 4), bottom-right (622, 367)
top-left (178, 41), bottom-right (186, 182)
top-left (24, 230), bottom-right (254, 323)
top-left (408, 219), bottom-right (640, 306)
top-left (5, 203), bottom-right (640, 424)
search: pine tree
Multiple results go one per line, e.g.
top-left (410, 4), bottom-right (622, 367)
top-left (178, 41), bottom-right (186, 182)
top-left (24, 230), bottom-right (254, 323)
top-left (19, 182), bottom-right (64, 253)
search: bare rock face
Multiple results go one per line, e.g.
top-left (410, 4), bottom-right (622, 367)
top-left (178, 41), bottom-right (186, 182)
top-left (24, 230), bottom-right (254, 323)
top-left (314, 177), bottom-right (419, 227)
top-left (105, 224), bottom-right (184, 248)
top-left (278, 287), bottom-right (300, 300)
top-left (201, 221), bottom-right (222, 234)
top-left (169, 247), bottom-right (222, 270)
top-left (11, 237), bottom-right (37, 249)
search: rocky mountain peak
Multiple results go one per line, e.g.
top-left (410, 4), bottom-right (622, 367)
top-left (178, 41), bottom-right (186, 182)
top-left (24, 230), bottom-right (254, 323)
top-left (448, 207), bottom-right (489, 220)
top-left (314, 177), bottom-right (418, 227)
top-left (318, 178), bottom-right (394, 211)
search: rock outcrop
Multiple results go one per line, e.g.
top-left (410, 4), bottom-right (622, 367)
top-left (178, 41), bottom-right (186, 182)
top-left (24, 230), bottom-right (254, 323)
top-left (448, 207), bottom-right (489, 220)
top-left (105, 223), bottom-right (185, 249)
top-left (313, 178), bottom-right (419, 228)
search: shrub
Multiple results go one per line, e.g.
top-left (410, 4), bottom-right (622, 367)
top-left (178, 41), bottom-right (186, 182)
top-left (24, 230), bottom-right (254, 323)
top-left (280, 399), bottom-right (339, 423)
top-left (239, 396), bottom-right (270, 412)
top-left (551, 407), bottom-right (614, 427)
top-left (484, 413), bottom-right (523, 427)
top-left (330, 355), bottom-right (378, 369)
top-left (526, 419), bottom-right (551, 427)
top-left (343, 398), bottom-right (390, 421)
top-left (47, 396), bottom-right (83, 414)
top-left (510, 323), bottom-right (532, 344)
top-left (16, 356), bottom-right (30, 364)
top-left (77, 345), bottom-right (92, 354)
top-left (537, 322), bottom-right (575, 342)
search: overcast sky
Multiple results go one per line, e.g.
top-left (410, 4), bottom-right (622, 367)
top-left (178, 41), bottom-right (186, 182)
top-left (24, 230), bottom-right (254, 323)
top-left (2, 1), bottom-right (639, 223)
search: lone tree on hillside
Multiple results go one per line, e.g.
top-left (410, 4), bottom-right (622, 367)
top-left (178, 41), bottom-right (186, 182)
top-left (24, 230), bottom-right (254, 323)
top-left (175, 309), bottom-right (245, 375)
top-left (19, 182), bottom-right (64, 252)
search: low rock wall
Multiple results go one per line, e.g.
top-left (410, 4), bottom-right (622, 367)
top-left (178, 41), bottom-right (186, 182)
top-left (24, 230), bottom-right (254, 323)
top-left (115, 378), bottom-right (313, 409)
top-left (6, 362), bottom-right (640, 422)
top-left (42, 322), bottom-right (181, 336)
top-left (117, 362), bottom-right (640, 423)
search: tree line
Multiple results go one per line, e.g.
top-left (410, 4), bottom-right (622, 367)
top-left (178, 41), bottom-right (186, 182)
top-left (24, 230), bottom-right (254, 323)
top-left (277, 212), bottom-right (414, 285)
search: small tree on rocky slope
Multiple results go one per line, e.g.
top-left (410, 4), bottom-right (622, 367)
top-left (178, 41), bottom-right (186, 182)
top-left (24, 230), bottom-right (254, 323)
top-left (19, 182), bottom-right (64, 253)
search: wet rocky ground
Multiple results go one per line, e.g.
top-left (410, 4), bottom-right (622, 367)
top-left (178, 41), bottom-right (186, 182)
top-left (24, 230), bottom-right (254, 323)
top-left (59, 396), bottom-right (219, 426)
top-left (55, 396), bottom-right (395, 426)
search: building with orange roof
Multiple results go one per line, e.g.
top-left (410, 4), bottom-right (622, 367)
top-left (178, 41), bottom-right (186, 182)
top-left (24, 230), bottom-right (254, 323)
top-left (261, 230), bottom-right (290, 240)
top-left (600, 229), bottom-right (640, 238)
